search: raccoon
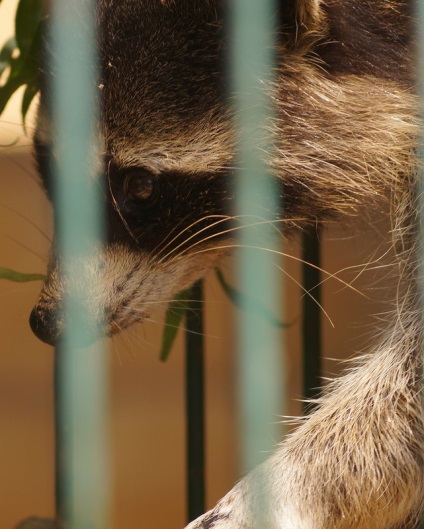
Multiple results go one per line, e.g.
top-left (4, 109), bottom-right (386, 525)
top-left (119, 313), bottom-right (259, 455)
top-left (28, 0), bottom-right (423, 528)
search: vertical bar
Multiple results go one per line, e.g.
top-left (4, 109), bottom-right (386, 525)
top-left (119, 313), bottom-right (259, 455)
top-left (185, 280), bottom-right (205, 522)
top-left (302, 229), bottom-right (322, 410)
top-left (51, 1), bottom-right (110, 528)
top-left (54, 354), bottom-right (65, 525)
top-left (231, 0), bottom-right (283, 477)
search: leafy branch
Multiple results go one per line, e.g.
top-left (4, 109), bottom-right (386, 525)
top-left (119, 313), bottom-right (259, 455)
top-left (0, 0), bottom-right (46, 285)
top-left (0, 0), bottom-right (45, 122)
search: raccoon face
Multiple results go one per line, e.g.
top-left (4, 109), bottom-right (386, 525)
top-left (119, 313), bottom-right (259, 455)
top-left (29, 2), bottom-right (239, 346)
top-left (29, 0), bottom-right (417, 346)
top-left (30, 132), bottom-right (238, 346)
top-left (30, 139), bottom-right (240, 345)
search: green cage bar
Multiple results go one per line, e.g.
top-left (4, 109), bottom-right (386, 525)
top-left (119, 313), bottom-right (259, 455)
top-left (51, 1), bottom-right (111, 528)
top-left (231, 0), bottom-right (284, 479)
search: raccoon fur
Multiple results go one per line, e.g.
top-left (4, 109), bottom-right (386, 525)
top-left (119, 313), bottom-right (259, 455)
top-left (28, 0), bottom-right (423, 528)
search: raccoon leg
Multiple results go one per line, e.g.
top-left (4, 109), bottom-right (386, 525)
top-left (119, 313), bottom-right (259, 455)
top-left (184, 313), bottom-right (424, 529)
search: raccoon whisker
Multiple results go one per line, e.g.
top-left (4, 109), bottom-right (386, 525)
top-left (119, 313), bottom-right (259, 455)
top-left (160, 221), bottom-right (334, 326)
top-left (119, 329), bottom-right (152, 357)
top-left (276, 264), bottom-right (335, 327)
top-left (156, 214), bottom-right (234, 263)
top-left (157, 214), bottom-right (309, 264)
top-left (111, 328), bottom-right (140, 363)
top-left (110, 337), bottom-right (125, 367)
top-left (312, 246), bottom-right (394, 292)
top-left (156, 211), bottom-right (287, 263)
top-left (0, 119), bottom-right (38, 132)
top-left (129, 307), bottom-right (212, 338)
top-left (0, 153), bottom-right (39, 181)
top-left (163, 214), bottom-right (302, 263)
top-left (4, 234), bottom-right (47, 262)
top-left (173, 216), bottom-right (368, 297)
top-left (106, 160), bottom-right (139, 245)
top-left (186, 243), bottom-right (367, 298)
top-left (334, 257), bottom-right (393, 293)
top-left (132, 298), bottom-right (205, 306)
top-left (154, 214), bottom-right (232, 262)
top-left (160, 319), bottom-right (205, 335)
top-left (166, 220), bottom-right (340, 324)
top-left (0, 204), bottom-right (52, 243)
top-left (157, 221), bottom-right (239, 264)
top-left (160, 318), bottom-right (216, 339)
top-left (109, 317), bottom-right (124, 337)
top-left (148, 215), bottom-right (199, 260)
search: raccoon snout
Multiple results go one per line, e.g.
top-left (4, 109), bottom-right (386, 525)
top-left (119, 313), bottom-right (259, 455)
top-left (29, 304), bottom-right (99, 348)
top-left (29, 306), bottom-right (62, 346)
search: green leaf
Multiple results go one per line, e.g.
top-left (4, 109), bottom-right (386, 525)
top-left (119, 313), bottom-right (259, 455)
top-left (0, 267), bottom-right (45, 282)
top-left (0, 20), bottom-right (43, 116)
top-left (0, 36), bottom-right (17, 78)
top-left (215, 268), bottom-right (288, 328)
top-left (0, 69), bottom-right (26, 114)
top-left (160, 288), bottom-right (191, 362)
top-left (15, 0), bottom-right (45, 58)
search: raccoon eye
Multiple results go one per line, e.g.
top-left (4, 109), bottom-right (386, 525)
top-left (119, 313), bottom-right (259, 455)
top-left (122, 169), bottom-right (160, 216)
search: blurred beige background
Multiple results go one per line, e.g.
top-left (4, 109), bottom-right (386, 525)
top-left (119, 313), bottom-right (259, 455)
top-left (0, 1), bottom-right (395, 528)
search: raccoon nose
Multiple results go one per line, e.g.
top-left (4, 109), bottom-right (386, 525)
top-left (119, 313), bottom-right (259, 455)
top-left (30, 305), bottom-right (100, 348)
top-left (29, 306), bottom-right (62, 346)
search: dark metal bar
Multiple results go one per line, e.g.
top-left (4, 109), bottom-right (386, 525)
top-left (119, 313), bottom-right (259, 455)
top-left (301, 228), bottom-right (322, 410)
top-left (185, 279), bottom-right (206, 522)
